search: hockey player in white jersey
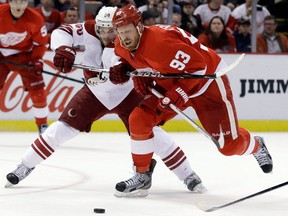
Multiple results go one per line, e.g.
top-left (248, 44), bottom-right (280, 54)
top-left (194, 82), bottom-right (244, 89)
top-left (5, 6), bottom-right (205, 197)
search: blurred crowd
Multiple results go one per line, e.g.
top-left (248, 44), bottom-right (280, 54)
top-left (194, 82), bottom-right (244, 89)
top-left (1, 0), bottom-right (287, 53)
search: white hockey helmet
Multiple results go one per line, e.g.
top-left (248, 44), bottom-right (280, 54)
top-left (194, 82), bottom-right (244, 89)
top-left (95, 6), bottom-right (118, 28)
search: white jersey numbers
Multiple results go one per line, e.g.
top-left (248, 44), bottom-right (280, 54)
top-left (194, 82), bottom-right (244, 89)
top-left (40, 25), bottom-right (47, 37)
top-left (169, 50), bottom-right (190, 71)
top-left (75, 24), bottom-right (83, 36)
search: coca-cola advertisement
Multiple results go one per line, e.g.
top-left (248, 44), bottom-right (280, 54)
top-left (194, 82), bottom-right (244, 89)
top-left (1, 53), bottom-right (288, 121)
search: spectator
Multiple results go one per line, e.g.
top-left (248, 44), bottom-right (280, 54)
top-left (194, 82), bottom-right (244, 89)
top-left (232, 0), bottom-right (270, 34)
top-left (233, 16), bottom-right (251, 52)
top-left (61, 6), bottom-right (79, 24)
top-left (180, 1), bottom-right (202, 37)
top-left (172, 12), bottom-right (182, 27)
top-left (198, 15), bottom-right (237, 52)
top-left (34, 0), bottom-right (62, 35)
top-left (257, 15), bottom-right (288, 53)
top-left (58, 0), bottom-right (94, 22)
top-left (69, 0), bottom-right (94, 20)
top-left (193, 0), bottom-right (237, 31)
top-left (142, 10), bottom-right (157, 26)
top-left (138, 0), bottom-right (168, 24)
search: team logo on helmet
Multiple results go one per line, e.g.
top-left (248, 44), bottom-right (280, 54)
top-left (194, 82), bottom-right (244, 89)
top-left (95, 6), bottom-right (117, 27)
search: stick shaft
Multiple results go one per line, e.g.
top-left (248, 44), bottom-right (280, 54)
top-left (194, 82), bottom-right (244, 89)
top-left (42, 70), bottom-right (84, 84)
top-left (205, 181), bottom-right (288, 212)
top-left (149, 88), bottom-right (220, 148)
top-left (0, 58), bottom-right (84, 84)
top-left (72, 53), bottom-right (245, 79)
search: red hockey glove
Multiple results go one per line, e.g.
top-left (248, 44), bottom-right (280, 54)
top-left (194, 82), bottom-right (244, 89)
top-left (31, 59), bottom-right (44, 75)
top-left (84, 70), bottom-right (107, 85)
top-left (109, 62), bottom-right (130, 84)
top-left (158, 85), bottom-right (189, 113)
top-left (53, 46), bottom-right (76, 73)
top-left (132, 76), bottom-right (154, 96)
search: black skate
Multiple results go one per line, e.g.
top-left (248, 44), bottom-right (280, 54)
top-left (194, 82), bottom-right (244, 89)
top-left (184, 172), bottom-right (207, 193)
top-left (5, 163), bottom-right (35, 187)
top-left (38, 123), bottom-right (48, 135)
top-left (115, 159), bottom-right (157, 197)
top-left (253, 136), bottom-right (273, 173)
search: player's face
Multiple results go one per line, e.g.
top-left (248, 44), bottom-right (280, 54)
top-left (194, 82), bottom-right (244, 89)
top-left (116, 23), bottom-right (140, 51)
top-left (9, 0), bottom-right (28, 18)
top-left (96, 26), bottom-right (117, 46)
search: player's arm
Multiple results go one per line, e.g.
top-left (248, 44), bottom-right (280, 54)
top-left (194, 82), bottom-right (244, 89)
top-left (30, 19), bottom-right (49, 61)
top-left (50, 23), bottom-right (86, 73)
top-left (30, 17), bottom-right (49, 75)
top-left (50, 21), bottom-right (101, 73)
top-left (50, 23), bottom-right (87, 49)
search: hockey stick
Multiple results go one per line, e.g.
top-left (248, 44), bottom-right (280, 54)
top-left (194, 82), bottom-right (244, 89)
top-left (0, 58), bottom-right (84, 84)
top-left (72, 53), bottom-right (245, 79)
top-left (149, 87), bottom-right (221, 148)
top-left (197, 181), bottom-right (288, 212)
top-left (42, 70), bottom-right (84, 84)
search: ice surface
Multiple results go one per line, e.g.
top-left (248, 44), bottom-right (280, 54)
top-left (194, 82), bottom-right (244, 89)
top-left (0, 132), bottom-right (287, 216)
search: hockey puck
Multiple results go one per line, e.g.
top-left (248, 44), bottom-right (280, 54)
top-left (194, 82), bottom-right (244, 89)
top-left (93, 208), bottom-right (105, 214)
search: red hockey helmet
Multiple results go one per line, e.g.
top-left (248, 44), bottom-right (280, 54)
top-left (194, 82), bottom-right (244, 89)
top-left (112, 4), bottom-right (142, 28)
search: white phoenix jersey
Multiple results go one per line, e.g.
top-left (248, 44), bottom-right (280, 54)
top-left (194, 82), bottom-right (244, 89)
top-left (50, 20), bottom-right (134, 110)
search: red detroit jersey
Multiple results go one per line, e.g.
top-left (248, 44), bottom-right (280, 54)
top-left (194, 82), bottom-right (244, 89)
top-left (114, 25), bottom-right (222, 94)
top-left (0, 4), bottom-right (48, 59)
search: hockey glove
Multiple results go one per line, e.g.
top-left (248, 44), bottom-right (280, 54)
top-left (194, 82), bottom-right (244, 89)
top-left (132, 76), bottom-right (154, 96)
top-left (158, 85), bottom-right (189, 113)
top-left (31, 59), bottom-right (44, 75)
top-left (53, 46), bottom-right (76, 73)
top-left (109, 61), bottom-right (130, 85)
top-left (84, 70), bottom-right (107, 86)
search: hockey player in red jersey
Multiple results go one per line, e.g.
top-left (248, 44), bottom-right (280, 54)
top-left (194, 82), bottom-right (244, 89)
top-left (5, 6), bottom-right (206, 197)
top-left (0, 0), bottom-right (49, 134)
top-left (108, 4), bottom-right (273, 196)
